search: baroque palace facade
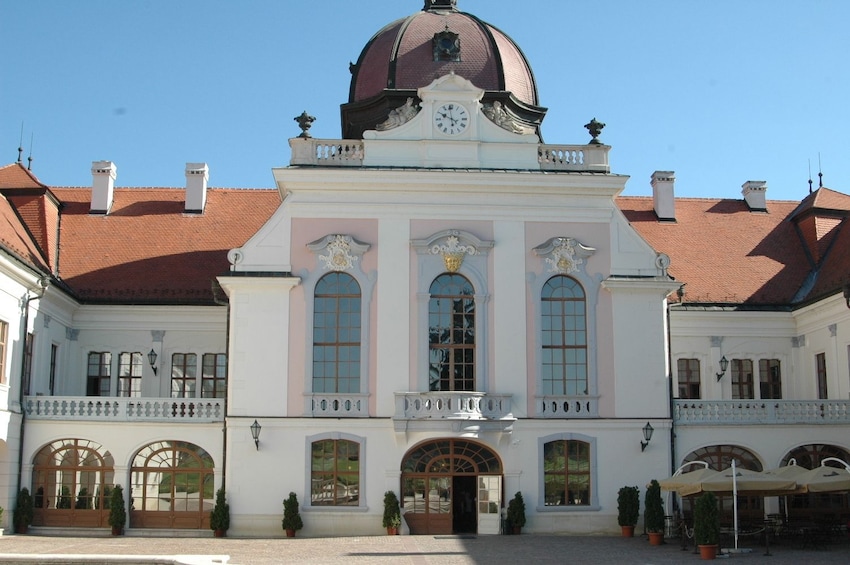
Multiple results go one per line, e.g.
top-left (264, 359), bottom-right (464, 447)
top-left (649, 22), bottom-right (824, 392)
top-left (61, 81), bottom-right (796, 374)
top-left (0, 0), bottom-right (847, 536)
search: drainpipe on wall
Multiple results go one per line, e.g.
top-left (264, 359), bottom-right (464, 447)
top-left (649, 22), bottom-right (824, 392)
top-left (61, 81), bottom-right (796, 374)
top-left (15, 276), bottom-right (50, 498)
top-left (211, 280), bottom-right (229, 491)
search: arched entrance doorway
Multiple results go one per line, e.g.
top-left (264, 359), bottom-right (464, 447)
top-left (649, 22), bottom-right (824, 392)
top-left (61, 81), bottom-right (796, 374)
top-left (680, 445), bottom-right (764, 525)
top-left (31, 438), bottom-right (114, 527)
top-left (130, 440), bottom-right (214, 529)
top-left (781, 444), bottom-right (850, 522)
top-left (401, 438), bottom-right (502, 535)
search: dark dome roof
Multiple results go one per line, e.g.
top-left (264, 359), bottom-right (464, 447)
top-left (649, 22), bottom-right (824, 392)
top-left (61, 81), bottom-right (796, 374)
top-left (349, 1), bottom-right (539, 106)
top-left (341, 0), bottom-right (546, 139)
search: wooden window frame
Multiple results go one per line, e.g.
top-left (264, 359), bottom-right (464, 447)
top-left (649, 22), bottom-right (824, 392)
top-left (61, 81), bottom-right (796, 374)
top-left (730, 358), bottom-right (754, 400)
top-left (428, 274), bottom-right (475, 392)
top-left (312, 273), bottom-right (361, 394)
top-left (170, 353), bottom-right (197, 398)
top-left (118, 352), bottom-right (143, 398)
top-left (677, 358), bottom-right (701, 399)
top-left (86, 352), bottom-right (111, 396)
top-left (758, 359), bottom-right (782, 399)
top-left (541, 276), bottom-right (588, 396)
top-left (201, 353), bottom-right (227, 398)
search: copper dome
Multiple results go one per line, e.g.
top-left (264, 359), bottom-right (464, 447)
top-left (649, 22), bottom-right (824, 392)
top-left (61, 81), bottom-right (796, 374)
top-left (341, 0), bottom-right (547, 139)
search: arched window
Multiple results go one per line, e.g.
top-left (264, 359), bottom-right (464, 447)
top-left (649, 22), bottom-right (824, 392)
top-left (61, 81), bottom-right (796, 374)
top-left (313, 272), bottom-right (362, 393)
top-left (311, 439), bottom-right (360, 506)
top-left (31, 439), bottom-right (115, 527)
top-left (781, 444), bottom-right (850, 521)
top-left (130, 441), bottom-right (214, 529)
top-left (428, 274), bottom-right (475, 392)
top-left (681, 445), bottom-right (763, 524)
top-left (541, 276), bottom-right (587, 396)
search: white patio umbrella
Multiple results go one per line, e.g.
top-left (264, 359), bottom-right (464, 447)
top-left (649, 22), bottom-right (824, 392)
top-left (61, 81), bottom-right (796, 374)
top-left (797, 457), bottom-right (850, 493)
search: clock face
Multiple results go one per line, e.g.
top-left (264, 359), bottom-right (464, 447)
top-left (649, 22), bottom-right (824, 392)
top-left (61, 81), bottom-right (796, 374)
top-left (434, 103), bottom-right (469, 135)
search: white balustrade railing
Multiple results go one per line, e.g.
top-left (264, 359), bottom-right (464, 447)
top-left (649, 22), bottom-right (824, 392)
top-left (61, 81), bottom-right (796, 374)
top-left (394, 392), bottom-right (512, 420)
top-left (290, 137), bottom-right (610, 172)
top-left (290, 138), bottom-right (364, 166)
top-left (535, 395), bottom-right (599, 418)
top-left (674, 399), bottom-right (850, 425)
top-left (24, 396), bottom-right (224, 422)
top-left (537, 144), bottom-right (609, 172)
top-left (308, 394), bottom-right (369, 417)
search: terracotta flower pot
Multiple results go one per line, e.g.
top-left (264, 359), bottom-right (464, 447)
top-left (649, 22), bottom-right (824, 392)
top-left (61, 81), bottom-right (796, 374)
top-left (698, 544), bottom-right (718, 560)
top-left (111, 526), bottom-right (123, 536)
top-left (621, 525), bottom-right (635, 537)
top-left (387, 526), bottom-right (398, 535)
top-left (214, 528), bottom-right (226, 538)
top-left (286, 528), bottom-right (296, 538)
top-left (648, 531), bottom-right (664, 545)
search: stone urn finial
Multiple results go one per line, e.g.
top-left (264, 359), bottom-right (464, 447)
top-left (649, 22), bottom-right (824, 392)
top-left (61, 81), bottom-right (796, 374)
top-left (584, 117), bottom-right (606, 145)
top-left (295, 111), bottom-right (316, 138)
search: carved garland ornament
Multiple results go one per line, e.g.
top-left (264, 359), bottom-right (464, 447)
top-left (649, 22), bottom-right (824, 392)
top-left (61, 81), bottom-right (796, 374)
top-left (430, 235), bottom-right (477, 272)
top-left (307, 234), bottom-right (370, 273)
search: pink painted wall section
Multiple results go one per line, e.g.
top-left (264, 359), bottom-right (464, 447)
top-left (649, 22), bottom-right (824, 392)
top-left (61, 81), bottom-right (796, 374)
top-left (288, 218), bottom-right (380, 416)
top-left (524, 222), bottom-right (615, 416)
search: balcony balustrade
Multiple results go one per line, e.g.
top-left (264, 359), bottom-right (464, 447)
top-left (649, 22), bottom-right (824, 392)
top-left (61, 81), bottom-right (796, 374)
top-left (535, 395), bottom-right (599, 418)
top-left (290, 138), bottom-right (610, 173)
top-left (394, 391), bottom-right (513, 423)
top-left (307, 393), bottom-right (369, 417)
top-left (674, 399), bottom-right (850, 425)
top-left (24, 396), bottom-right (223, 423)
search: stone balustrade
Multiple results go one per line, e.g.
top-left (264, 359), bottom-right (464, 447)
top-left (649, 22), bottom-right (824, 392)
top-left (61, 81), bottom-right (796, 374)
top-left (307, 394), bottom-right (369, 417)
top-left (24, 396), bottom-right (224, 422)
top-left (289, 138), bottom-right (610, 173)
top-left (394, 392), bottom-right (513, 420)
top-left (535, 395), bottom-right (599, 418)
top-left (674, 399), bottom-right (850, 425)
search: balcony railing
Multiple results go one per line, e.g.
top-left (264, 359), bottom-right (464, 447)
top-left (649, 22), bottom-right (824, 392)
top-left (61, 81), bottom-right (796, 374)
top-left (290, 138), bottom-right (609, 173)
top-left (307, 393), bottom-right (369, 417)
top-left (535, 395), bottom-right (599, 418)
top-left (674, 400), bottom-right (850, 425)
top-left (394, 392), bottom-right (513, 421)
top-left (24, 396), bottom-right (224, 423)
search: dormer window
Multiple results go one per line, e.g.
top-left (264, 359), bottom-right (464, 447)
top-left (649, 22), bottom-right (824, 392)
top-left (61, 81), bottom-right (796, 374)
top-left (433, 27), bottom-right (460, 61)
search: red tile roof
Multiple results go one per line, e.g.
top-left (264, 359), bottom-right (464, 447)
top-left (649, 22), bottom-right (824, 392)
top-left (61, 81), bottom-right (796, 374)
top-left (53, 186), bottom-right (280, 304)
top-left (618, 196), bottom-right (816, 306)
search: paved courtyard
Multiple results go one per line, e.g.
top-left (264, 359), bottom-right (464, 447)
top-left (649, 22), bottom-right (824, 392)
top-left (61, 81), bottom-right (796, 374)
top-left (0, 533), bottom-right (848, 565)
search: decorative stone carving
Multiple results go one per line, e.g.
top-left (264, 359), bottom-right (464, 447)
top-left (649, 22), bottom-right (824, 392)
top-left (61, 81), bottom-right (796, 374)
top-left (308, 234), bottom-right (370, 272)
top-left (433, 26), bottom-right (460, 61)
top-left (482, 101), bottom-right (526, 134)
top-left (430, 235), bottom-right (477, 272)
top-left (533, 237), bottom-right (595, 275)
top-left (376, 97), bottom-right (420, 131)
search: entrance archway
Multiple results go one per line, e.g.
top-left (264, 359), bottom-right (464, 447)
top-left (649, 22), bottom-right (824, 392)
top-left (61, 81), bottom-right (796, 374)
top-left (400, 438), bottom-right (502, 535)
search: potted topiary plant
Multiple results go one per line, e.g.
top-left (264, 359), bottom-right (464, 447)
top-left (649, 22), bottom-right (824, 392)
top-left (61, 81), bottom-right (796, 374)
top-left (108, 485), bottom-right (126, 535)
top-left (282, 492), bottom-right (303, 537)
top-left (13, 488), bottom-right (33, 534)
top-left (382, 490), bottom-right (401, 535)
top-left (694, 491), bottom-right (720, 560)
top-left (644, 480), bottom-right (665, 545)
top-left (210, 486), bottom-right (230, 537)
top-left (617, 485), bottom-right (640, 537)
top-left (506, 491), bottom-right (526, 534)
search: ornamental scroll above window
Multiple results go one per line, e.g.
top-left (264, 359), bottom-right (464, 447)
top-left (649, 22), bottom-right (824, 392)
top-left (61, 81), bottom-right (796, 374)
top-left (430, 234), bottom-right (478, 272)
top-left (532, 237), bottom-right (596, 276)
top-left (307, 234), bottom-right (371, 272)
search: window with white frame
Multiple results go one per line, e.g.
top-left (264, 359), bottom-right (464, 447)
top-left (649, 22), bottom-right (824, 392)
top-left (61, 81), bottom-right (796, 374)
top-left (118, 352), bottom-right (143, 397)
top-left (86, 352), bottom-right (111, 396)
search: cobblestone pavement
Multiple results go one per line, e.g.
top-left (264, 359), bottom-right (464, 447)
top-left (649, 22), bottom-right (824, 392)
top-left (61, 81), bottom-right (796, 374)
top-left (0, 533), bottom-right (848, 564)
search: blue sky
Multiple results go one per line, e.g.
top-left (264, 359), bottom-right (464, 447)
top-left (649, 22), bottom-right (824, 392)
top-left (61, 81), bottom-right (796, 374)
top-left (2, 0), bottom-right (849, 201)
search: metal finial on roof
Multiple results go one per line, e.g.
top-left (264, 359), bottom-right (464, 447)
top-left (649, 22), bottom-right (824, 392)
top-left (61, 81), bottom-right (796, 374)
top-left (27, 132), bottom-right (34, 170)
top-left (808, 159), bottom-right (813, 194)
top-left (17, 122), bottom-right (24, 163)
top-left (818, 153), bottom-right (823, 188)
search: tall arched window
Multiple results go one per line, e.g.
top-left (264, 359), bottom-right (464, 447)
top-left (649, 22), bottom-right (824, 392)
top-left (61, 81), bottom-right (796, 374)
top-left (428, 274), bottom-right (475, 392)
top-left (541, 275), bottom-right (587, 395)
top-left (313, 272), bottom-right (362, 393)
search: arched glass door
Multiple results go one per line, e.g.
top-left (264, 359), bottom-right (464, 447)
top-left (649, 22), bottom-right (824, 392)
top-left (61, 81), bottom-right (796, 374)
top-left (400, 439), bottom-right (502, 535)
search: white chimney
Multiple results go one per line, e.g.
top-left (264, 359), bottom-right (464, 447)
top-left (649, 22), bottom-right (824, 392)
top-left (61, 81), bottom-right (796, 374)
top-left (742, 180), bottom-right (767, 211)
top-left (651, 170), bottom-right (676, 221)
top-left (90, 161), bottom-right (116, 214)
top-left (185, 162), bottom-right (209, 213)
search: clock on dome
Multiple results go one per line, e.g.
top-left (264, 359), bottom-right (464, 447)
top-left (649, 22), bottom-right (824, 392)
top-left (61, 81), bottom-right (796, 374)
top-left (434, 103), bottom-right (469, 135)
